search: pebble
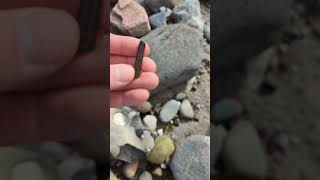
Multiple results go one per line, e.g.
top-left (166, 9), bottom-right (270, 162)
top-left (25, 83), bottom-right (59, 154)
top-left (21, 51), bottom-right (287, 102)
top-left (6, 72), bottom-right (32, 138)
top-left (141, 132), bottom-right (155, 150)
top-left (149, 11), bottom-right (167, 29)
top-left (175, 92), bottom-right (187, 101)
top-left (172, 0), bottom-right (204, 31)
top-left (123, 160), bottom-right (139, 179)
top-left (145, 0), bottom-right (181, 12)
top-left (143, 115), bottom-right (157, 131)
top-left (159, 99), bottom-right (181, 122)
top-left (147, 135), bottom-right (175, 164)
top-left (170, 135), bottom-right (210, 180)
top-left (152, 167), bottom-right (163, 177)
top-left (157, 129), bottom-right (163, 136)
top-left (130, 114), bottom-right (145, 129)
top-left (12, 161), bottom-right (57, 180)
top-left (133, 101), bottom-right (153, 113)
top-left (213, 98), bottom-right (243, 124)
top-left (110, 0), bottom-right (151, 37)
top-left (173, 118), bottom-right (180, 126)
top-left (223, 121), bottom-right (267, 179)
top-left (179, 99), bottom-right (194, 119)
top-left (139, 171), bottom-right (153, 180)
top-left (113, 112), bottom-right (129, 126)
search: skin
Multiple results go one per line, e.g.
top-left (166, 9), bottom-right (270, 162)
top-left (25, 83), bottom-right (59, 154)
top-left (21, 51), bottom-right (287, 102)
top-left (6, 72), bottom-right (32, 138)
top-left (0, 0), bottom-right (159, 145)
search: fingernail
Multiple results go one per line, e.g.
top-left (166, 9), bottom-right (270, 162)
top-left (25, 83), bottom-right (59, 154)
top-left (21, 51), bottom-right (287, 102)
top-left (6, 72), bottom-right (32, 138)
top-left (16, 11), bottom-right (79, 65)
top-left (115, 64), bottom-right (134, 82)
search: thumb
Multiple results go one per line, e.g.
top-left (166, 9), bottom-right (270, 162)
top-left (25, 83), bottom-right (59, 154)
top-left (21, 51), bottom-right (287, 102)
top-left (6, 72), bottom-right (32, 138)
top-left (110, 64), bottom-right (135, 91)
top-left (0, 8), bottom-right (80, 91)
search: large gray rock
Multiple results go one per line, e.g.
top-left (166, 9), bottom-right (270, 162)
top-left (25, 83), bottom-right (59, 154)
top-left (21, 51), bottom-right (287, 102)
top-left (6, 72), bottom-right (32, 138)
top-left (213, 0), bottom-right (293, 69)
top-left (223, 121), bottom-right (267, 179)
top-left (170, 135), bottom-right (210, 180)
top-left (142, 24), bottom-right (203, 93)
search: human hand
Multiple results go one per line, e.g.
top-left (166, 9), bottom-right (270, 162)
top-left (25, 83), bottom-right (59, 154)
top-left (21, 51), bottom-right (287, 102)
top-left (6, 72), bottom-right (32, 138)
top-left (0, 1), bottom-right (107, 145)
top-left (110, 34), bottom-right (159, 107)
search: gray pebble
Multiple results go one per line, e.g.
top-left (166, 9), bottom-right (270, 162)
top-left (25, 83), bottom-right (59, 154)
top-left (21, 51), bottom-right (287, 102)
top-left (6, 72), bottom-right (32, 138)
top-left (175, 92), bottom-right (187, 101)
top-left (179, 99), bottom-right (194, 119)
top-left (149, 11), bottom-right (167, 29)
top-left (159, 100), bottom-right (181, 123)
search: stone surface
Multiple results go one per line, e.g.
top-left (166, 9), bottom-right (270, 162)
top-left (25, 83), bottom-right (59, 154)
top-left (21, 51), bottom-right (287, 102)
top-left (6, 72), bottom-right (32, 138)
top-left (147, 135), bottom-right (175, 164)
top-left (223, 121), bottom-right (267, 179)
top-left (149, 11), bottom-right (167, 29)
top-left (213, 0), bottom-right (293, 69)
top-left (142, 24), bottom-right (203, 93)
top-left (159, 99), bottom-right (181, 122)
top-left (143, 115), bottom-right (158, 131)
top-left (179, 99), bottom-right (194, 119)
top-left (170, 135), bottom-right (210, 180)
top-left (172, 0), bottom-right (204, 31)
top-left (111, 0), bottom-right (151, 37)
top-left (152, 167), bottom-right (163, 177)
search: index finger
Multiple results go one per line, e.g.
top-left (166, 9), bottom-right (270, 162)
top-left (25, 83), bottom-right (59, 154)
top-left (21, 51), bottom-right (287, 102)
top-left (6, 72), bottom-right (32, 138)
top-left (110, 33), bottom-right (151, 56)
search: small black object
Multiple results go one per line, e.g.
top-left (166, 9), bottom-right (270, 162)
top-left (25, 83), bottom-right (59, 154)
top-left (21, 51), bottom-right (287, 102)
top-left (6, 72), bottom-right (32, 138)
top-left (134, 41), bottom-right (146, 78)
top-left (78, 0), bottom-right (102, 53)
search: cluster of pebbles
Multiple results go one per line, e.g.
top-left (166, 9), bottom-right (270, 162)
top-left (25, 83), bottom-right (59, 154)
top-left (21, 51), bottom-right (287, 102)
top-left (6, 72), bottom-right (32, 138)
top-left (110, 92), bottom-right (196, 179)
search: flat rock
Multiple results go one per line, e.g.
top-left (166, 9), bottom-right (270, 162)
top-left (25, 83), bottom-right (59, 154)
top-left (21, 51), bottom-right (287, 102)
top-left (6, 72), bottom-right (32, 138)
top-left (170, 135), bottom-right (210, 180)
top-left (149, 11), bottom-right (167, 29)
top-left (142, 24), bottom-right (203, 93)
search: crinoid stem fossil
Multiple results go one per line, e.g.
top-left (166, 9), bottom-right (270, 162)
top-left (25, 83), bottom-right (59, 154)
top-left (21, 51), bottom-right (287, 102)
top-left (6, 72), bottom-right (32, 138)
top-left (134, 41), bottom-right (146, 79)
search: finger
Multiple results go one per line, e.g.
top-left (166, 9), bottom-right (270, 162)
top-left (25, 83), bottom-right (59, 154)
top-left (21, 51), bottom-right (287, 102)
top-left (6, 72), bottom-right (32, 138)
top-left (0, 86), bottom-right (107, 145)
top-left (0, 8), bottom-right (80, 91)
top-left (110, 33), bottom-right (150, 56)
top-left (110, 56), bottom-right (156, 72)
top-left (116, 72), bottom-right (159, 91)
top-left (110, 89), bottom-right (150, 107)
top-left (110, 64), bottom-right (135, 91)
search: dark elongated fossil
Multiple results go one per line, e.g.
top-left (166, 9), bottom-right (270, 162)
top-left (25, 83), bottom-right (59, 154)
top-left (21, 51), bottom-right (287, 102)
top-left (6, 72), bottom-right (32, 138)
top-left (78, 0), bottom-right (102, 53)
top-left (134, 41), bottom-right (146, 79)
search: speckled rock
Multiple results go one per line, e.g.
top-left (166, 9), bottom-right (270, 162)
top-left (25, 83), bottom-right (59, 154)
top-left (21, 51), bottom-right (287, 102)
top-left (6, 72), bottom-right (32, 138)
top-left (170, 135), bottom-right (210, 180)
top-left (142, 24), bottom-right (203, 93)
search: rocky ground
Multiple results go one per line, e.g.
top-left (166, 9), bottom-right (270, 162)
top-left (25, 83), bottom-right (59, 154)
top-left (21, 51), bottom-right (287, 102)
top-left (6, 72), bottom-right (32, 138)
top-left (212, 0), bottom-right (320, 180)
top-left (109, 0), bottom-right (210, 179)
